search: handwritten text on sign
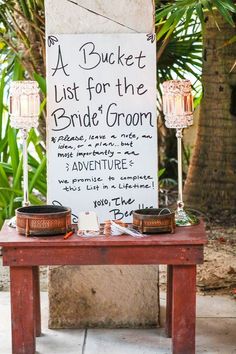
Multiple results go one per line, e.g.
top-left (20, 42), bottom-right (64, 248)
top-left (47, 34), bottom-right (158, 222)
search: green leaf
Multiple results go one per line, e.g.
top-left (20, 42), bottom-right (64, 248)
top-left (7, 126), bottom-right (19, 181)
top-left (0, 164), bottom-right (10, 188)
top-left (29, 155), bottom-right (46, 192)
top-left (12, 57), bottom-right (24, 81)
top-left (0, 164), bottom-right (11, 207)
top-left (40, 97), bottom-right (47, 115)
top-left (0, 68), bottom-right (6, 141)
top-left (0, 187), bottom-right (43, 205)
top-left (28, 129), bottom-right (44, 160)
top-left (9, 156), bottom-right (23, 215)
top-left (195, 3), bottom-right (205, 25)
top-left (158, 168), bottom-right (166, 178)
top-left (17, 0), bottom-right (31, 19)
top-left (214, 0), bottom-right (235, 26)
top-left (14, 196), bottom-right (23, 203)
top-left (33, 72), bottom-right (46, 95)
top-left (215, 0), bottom-right (236, 13)
top-left (28, 153), bottom-right (41, 169)
top-left (0, 162), bottom-right (13, 174)
top-left (0, 135), bottom-right (8, 154)
top-left (12, 157), bottom-right (23, 189)
top-left (157, 8), bottom-right (186, 40)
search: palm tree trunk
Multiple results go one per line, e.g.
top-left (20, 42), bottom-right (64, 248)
top-left (184, 13), bottom-right (236, 214)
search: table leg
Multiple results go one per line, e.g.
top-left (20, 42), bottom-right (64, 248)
top-left (10, 266), bottom-right (35, 354)
top-left (33, 266), bottom-right (41, 337)
top-left (166, 265), bottom-right (173, 338)
top-left (172, 265), bottom-right (196, 354)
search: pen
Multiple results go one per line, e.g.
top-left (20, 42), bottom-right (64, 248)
top-left (64, 230), bottom-right (74, 240)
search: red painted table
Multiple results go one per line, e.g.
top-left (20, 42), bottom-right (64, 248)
top-left (0, 220), bottom-right (207, 354)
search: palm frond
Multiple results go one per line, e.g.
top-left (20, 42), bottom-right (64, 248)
top-left (157, 16), bottom-right (203, 98)
top-left (156, 0), bottom-right (236, 40)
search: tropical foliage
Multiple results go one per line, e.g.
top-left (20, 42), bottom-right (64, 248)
top-left (156, 0), bottom-right (236, 103)
top-left (156, 0), bottom-right (236, 33)
top-left (157, 0), bottom-right (236, 215)
top-left (0, 0), bottom-right (45, 77)
top-left (0, 68), bottom-right (46, 226)
top-left (0, 0), bottom-right (46, 226)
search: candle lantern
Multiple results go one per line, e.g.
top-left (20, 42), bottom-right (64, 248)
top-left (162, 80), bottom-right (198, 226)
top-left (9, 81), bottom-right (40, 208)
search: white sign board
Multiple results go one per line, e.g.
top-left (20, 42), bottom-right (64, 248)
top-left (46, 34), bottom-right (158, 222)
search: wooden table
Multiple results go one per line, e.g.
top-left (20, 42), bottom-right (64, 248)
top-left (0, 220), bottom-right (207, 354)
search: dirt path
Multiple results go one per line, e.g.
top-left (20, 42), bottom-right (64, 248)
top-left (197, 225), bottom-right (236, 294)
top-left (159, 224), bottom-right (236, 296)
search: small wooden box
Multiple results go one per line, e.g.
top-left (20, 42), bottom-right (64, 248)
top-left (132, 208), bottom-right (175, 234)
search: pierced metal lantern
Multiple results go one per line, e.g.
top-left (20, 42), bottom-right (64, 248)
top-left (163, 80), bottom-right (193, 129)
top-left (9, 81), bottom-right (40, 130)
top-left (9, 81), bottom-right (40, 212)
top-left (162, 80), bottom-right (198, 227)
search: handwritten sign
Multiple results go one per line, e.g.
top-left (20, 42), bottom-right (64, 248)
top-left (46, 34), bottom-right (158, 222)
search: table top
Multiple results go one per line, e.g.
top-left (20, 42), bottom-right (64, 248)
top-left (0, 220), bottom-right (207, 248)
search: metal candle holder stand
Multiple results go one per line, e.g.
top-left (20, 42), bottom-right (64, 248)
top-left (162, 80), bottom-right (198, 227)
top-left (8, 81), bottom-right (40, 227)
